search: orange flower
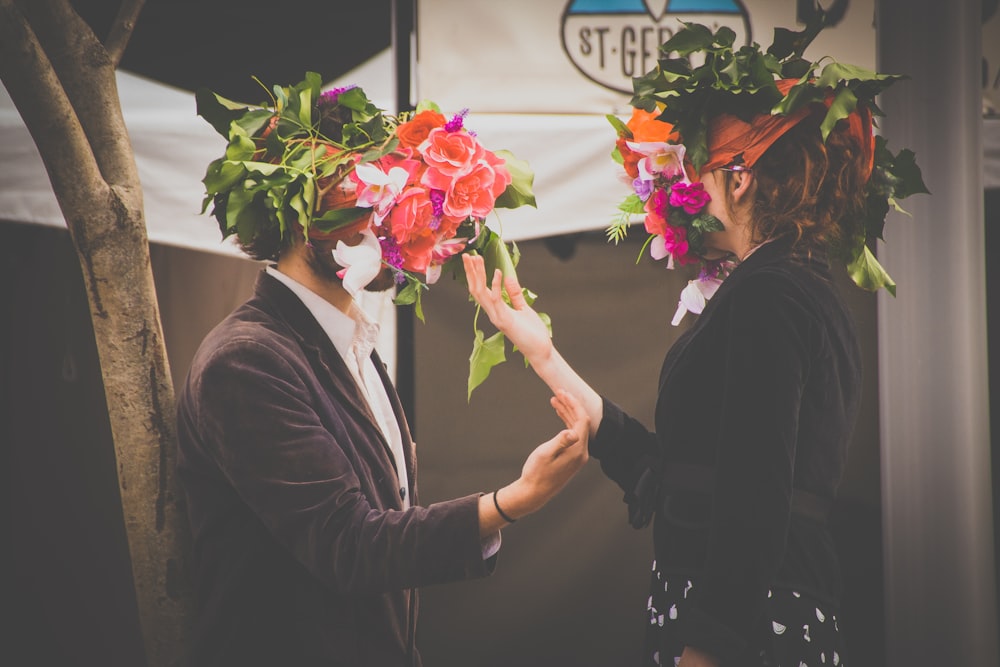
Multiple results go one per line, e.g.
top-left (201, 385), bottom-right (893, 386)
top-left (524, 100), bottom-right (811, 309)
top-left (626, 107), bottom-right (675, 143)
top-left (396, 110), bottom-right (447, 148)
top-left (617, 136), bottom-right (642, 179)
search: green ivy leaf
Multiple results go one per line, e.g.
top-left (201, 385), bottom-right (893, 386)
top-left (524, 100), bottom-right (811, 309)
top-left (606, 113), bottom-right (633, 139)
top-left (847, 243), bottom-right (896, 296)
top-left (493, 150), bottom-right (537, 209)
top-left (660, 21), bottom-right (716, 57)
top-left (820, 87), bottom-right (858, 141)
top-left (468, 329), bottom-right (506, 400)
top-left (888, 148), bottom-right (930, 199)
top-left (195, 87), bottom-right (254, 138)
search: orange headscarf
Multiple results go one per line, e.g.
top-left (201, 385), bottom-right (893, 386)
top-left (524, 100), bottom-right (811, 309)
top-left (700, 79), bottom-right (875, 179)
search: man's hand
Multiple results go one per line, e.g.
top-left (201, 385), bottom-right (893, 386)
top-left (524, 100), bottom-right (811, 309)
top-left (478, 390), bottom-right (590, 536)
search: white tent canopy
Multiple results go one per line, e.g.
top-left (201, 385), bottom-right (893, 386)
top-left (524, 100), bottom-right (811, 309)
top-left (0, 50), bottom-right (628, 255)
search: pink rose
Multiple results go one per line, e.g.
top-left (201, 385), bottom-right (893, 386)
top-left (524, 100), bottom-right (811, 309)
top-left (662, 224), bottom-right (691, 262)
top-left (422, 152), bottom-right (511, 220)
top-left (419, 127), bottom-right (485, 177)
top-left (668, 181), bottom-right (711, 215)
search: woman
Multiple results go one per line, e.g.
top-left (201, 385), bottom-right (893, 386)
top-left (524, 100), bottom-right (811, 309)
top-left (463, 21), bottom-right (924, 667)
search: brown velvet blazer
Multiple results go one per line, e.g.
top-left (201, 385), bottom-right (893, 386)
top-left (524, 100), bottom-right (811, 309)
top-left (176, 271), bottom-right (494, 666)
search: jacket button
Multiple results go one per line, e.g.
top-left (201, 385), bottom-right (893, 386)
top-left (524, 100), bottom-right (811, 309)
top-left (400, 487), bottom-right (406, 500)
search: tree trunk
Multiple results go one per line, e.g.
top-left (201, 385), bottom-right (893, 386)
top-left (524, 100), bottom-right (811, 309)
top-left (0, 1), bottom-right (192, 664)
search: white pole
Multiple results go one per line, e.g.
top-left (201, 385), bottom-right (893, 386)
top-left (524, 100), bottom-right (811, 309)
top-left (875, 0), bottom-right (998, 664)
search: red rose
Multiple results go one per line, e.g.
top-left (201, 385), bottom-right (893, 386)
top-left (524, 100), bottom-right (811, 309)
top-left (396, 110), bottom-right (447, 149)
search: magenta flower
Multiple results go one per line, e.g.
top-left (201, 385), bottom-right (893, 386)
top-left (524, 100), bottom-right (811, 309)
top-left (319, 85), bottom-right (357, 106)
top-left (669, 182), bottom-right (711, 215)
top-left (444, 108), bottom-right (469, 132)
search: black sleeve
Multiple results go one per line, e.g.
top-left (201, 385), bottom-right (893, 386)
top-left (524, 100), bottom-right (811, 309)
top-left (589, 395), bottom-right (662, 528)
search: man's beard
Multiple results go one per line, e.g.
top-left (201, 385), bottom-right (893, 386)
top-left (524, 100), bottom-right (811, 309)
top-left (304, 241), bottom-right (398, 293)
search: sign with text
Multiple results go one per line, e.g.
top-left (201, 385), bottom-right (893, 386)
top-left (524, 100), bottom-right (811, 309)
top-left (416, 0), bottom-right (874, 114)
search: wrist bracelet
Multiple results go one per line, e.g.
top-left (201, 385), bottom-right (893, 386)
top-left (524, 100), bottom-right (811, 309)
top-left (493, 489), bottom-right (517, 524)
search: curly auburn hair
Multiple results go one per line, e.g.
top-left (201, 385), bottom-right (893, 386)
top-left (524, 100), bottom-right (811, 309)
top-left (726, 113), bottom-right (869, 253)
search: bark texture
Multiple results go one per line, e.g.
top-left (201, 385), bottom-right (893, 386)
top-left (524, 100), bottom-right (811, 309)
top-left (0, 1), bottom-right (192, 664)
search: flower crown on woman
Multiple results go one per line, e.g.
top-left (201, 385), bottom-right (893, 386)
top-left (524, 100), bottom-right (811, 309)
top-left (607, 17), bottom-right (927, 324)
top-left (197, 72), bottom-right (539, 396)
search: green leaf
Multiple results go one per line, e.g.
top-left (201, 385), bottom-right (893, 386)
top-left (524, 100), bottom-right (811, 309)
top-left (225, 134), bottom-right (258, 162)
top-left (493, 150), bottom-right (537, 209)
top-left (336, 86), bottom-right (370, 112)
top-left (660, 22), bottom-right (716, 57)
top-left (394, 282), bottom-right (426, 322)
top-left (414, 99), bottom-right (443, 114)
top-left (820, 87), bottom-right (858, 141)
top-left (847, 243), bottom-right (896, 295)
top-left (468, 329), bottom-right (506, 400)
top-left (202, 160), bottom-right (246, 197)
top-left (394, 282), bottom-right (419, 306)
top-left (195, 87), bottom-right (253, 138)
top-left (618, 193), bottom-right (646, 215)
top-left (888, 148), bottom-right (930, 199)
top-left (312, 206), bottom-right (370, 229)
top-left (606, 113), bottom-right (633, 139)
top-left (690, 212), bottom-right (725, 233)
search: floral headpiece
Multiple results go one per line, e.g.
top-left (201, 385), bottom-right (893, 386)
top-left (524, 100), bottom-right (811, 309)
top-left (607, 17), bottom-right (927, 324)
top-left (196, 73), bottom-right (540, 396)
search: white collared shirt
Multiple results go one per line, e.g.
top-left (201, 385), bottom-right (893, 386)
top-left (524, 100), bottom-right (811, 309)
top-left (266, 266), bottom-right (410, 509)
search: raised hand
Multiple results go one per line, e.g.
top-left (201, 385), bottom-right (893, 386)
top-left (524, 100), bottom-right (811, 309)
top-left (463, 254), bottom-right (553, 366)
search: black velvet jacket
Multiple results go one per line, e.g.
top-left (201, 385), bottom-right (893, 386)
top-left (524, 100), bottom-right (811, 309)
top-left (176, 272), bottom-right (494, 666)
top-left (590, 238), bottom-right (862, 663)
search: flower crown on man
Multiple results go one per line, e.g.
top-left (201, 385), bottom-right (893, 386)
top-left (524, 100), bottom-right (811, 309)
top-left (196, 72), bottom-right (541, 396)
top-left (607, 16), bottom-right (928, 324)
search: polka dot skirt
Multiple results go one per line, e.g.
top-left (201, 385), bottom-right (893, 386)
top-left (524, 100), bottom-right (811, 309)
top-left (644, 562), bottom-right (848, 667)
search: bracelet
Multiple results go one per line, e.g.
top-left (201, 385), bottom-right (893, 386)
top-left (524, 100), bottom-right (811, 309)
top-left (493, 489), bottom-right (517, 524)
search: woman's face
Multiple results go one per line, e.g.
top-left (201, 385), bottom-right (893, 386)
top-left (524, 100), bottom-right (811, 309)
top-left (697, 167), bottom-right (757, 260)
top-left (698, 170), bottom-right (737, 257)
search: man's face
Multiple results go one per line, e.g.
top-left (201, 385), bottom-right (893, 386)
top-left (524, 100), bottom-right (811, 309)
top-left (305, 232), bottom-right (397, 293)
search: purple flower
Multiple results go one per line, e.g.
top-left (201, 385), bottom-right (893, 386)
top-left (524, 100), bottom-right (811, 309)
top-left (379, 235), bottom-right (405, 272)
top-left (319, 85), bottom-right (357, 107)
top-left (632, 177), bottom-right (653, 201)
top-left (444, 108), bottom-right (469, 132)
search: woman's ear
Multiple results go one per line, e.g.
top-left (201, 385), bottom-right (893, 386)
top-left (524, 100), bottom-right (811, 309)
top-left (731, 170), bottom-right (754, 203)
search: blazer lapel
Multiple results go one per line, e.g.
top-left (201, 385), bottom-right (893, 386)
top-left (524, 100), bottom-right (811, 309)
top-left (253, 271), bottom-right (396, 461)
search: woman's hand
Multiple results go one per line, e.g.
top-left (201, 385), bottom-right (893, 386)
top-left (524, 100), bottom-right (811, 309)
top-left (516, 389), bottom-right (591, 511)
top-left (478, 390), bottom-right (590, 535)
top-left (463, 254), bottom-right (554, 366)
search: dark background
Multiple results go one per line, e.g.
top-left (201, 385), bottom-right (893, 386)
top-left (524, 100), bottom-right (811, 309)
top-left (72, 0), bottom-right (393, 102)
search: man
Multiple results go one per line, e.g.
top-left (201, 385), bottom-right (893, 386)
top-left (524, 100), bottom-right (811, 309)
top-left (175, 223), bottom-right (589, 666)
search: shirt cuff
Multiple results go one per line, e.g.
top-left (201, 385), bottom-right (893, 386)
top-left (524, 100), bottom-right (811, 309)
top-left (481, 530), bottom-right (502, 560)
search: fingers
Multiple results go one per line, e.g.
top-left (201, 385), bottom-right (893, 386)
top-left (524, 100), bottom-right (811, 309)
top-left (551, 389), bottom-right (588, 430)
top-left (462, 255), bottom-right (487, 300)
top-left (504, 274), bottom-right (527, 309)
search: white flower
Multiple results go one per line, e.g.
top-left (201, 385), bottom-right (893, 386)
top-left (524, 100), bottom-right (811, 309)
top-left (671, 274), bottom-right (724, 326)
top-left (332, 228), bottom-right (383, 297)
top-left (354, 163), bottom-right (410, 224)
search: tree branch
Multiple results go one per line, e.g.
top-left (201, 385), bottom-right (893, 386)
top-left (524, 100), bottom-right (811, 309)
top-left (106, 0), bottom-right (145, 67)
top-left (17, 0), bottom-right (140, 189)
top-left (0, 0), bottom-right (109, 218)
